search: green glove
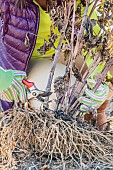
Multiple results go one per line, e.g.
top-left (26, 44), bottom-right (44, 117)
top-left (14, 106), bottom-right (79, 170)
top-left (0, 67), bottom-right (26, 103)
top-left (78, 79), bottom-right (109, 113)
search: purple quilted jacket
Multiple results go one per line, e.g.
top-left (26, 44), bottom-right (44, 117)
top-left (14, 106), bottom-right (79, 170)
top-left (0, 0), bottom-right (40, 110)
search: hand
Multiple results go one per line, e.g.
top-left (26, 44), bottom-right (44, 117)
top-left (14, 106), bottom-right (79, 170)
top-left (0, 68), bottom-right (26, 103)
top-left (78, 79), bottom-right (109, 113)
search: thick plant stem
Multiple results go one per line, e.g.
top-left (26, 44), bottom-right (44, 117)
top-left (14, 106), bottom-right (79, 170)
top-left (67, 0), bottom-right (76, 96)
top-left (93, 58), bottom-right (113, 92)
top-left (73, 0), bottom-right (89, 59)
top-left (67, 1), bottom-right (90, 107)
top-left (69, 52), bottom-right (102, 111)
top-left (46, 3), bottom-right (72, 93)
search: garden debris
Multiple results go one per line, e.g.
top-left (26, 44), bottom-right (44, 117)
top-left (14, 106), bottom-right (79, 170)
top-left (0, 108), bottom-right (113, 169)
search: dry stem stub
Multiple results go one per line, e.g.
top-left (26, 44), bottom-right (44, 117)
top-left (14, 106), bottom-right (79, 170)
top-left (43, 0), bottom-right (113, 113)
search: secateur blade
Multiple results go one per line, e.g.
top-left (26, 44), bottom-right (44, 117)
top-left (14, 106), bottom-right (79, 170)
top-left (36, 91), bottom-right (52, 102)
top-left (22, 79), bottom-right (52, 101)
top-left (38, 91), bottom-right (52, 97)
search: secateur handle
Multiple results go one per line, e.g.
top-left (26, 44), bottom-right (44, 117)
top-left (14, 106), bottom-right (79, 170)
top-left (22, 79), bottom-right (34, 88)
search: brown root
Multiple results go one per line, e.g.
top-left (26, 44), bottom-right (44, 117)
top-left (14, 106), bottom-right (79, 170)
top-left (0, 108), bottom-right (113, 169)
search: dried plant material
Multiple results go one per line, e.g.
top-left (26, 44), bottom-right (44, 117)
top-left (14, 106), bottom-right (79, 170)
top-left (54, 71), bottom-right (70, 101)
top-left (0, 108), bottom-right (113, 169)
top-left (1, 0), bottom-right (113, 169)
top-left (107, 29), bottom-right (113, 58)
top-left (39, 0), bottom-right (113, 116)
top-left (38, 33), bottom-right (58, 55)
top-left (72, 64), bottom-right (82, 82)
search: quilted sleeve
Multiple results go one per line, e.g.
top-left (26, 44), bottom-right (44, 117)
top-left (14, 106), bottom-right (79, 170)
top-left (0, 0), bottom-right (2, 8)
top-left (0, 0), bottom-right (4, 11)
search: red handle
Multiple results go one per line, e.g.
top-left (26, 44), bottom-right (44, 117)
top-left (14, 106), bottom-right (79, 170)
top-left (22, 79), bottom-right (34, 88)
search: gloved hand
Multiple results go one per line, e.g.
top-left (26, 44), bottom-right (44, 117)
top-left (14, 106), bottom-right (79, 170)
top-left (0, 67), bottom-right (26, 103)
top-left (78, 79), bottom-right (109, 113)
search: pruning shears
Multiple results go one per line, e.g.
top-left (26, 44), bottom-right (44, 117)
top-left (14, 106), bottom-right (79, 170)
top-left (22, 79), bottom-right (52, 102)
